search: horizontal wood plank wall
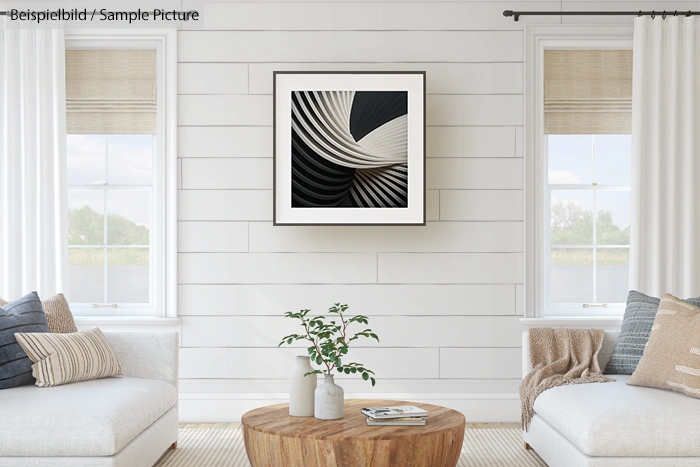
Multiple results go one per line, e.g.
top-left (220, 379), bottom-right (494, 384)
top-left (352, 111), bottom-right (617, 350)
top-left (175, 0), bottom-right (560, 423)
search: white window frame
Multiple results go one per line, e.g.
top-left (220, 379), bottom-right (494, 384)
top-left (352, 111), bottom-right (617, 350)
top-left (523, 25), bottom-right (632, 321)
top-left (65, 29), bottom-right (177, 319)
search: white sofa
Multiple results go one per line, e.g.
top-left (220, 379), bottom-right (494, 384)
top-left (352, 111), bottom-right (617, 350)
top-left (0, 332), bottom-right (179, 467)
top-left (522, 331), bottom-right (700, 466)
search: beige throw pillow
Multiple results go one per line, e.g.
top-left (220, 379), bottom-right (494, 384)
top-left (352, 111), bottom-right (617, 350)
top-left (41, 293), bottom-right (78, 333)
top-left (14, 327), bottom-right (123, 387)
top-left (629, 293), bottom-right (700, 398)
top-left (0, 293), bottom-right (77, 333)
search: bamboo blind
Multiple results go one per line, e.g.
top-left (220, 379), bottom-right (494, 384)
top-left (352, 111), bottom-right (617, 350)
top-left (66, 50), bottom-right (156, 134)
top-left (544, 50), bottom-right (632, 134)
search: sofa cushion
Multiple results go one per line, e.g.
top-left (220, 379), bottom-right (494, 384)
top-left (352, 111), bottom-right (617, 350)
top-left (605, 291), bottom-right (700, 375)
top-left (0, 377), bottom-right (177, 456)
top-left (533, 375), bottom-right (700, 457)
top-left (0, 292), bottom-right (51, 389)
top-left (629, 294), bottom-right (700, 399)
top-left (41, 293), bottom-right (78, 333)
top-left (16, 327), bottom-right (123, 387)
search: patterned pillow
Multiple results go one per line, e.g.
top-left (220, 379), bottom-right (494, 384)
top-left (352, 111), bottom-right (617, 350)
top-left (605, 291), bottom-right (700, 374)
top-left (0, 294), bottom-right (77, 334)
top-left (15, 327), bottom-right (123, 387)
top-left (0, 292), bottom-right (51, 389)
top-left (41, 294), bottom-right (78, 333)
top-left (629, 294), bottom-right (700, 398)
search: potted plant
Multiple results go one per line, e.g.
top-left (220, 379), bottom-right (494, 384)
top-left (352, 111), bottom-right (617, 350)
top-left (279, 303), bottom-right (379, 420)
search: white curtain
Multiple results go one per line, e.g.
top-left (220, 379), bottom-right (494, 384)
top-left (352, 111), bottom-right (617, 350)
top-left (0, 20), bottom-right (68, 300)
top-left (630, 17), bottom-right (700, 297)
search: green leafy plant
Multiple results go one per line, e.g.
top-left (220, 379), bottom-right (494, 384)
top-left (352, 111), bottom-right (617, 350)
top-left (278, 303), bottom-right (379, 386)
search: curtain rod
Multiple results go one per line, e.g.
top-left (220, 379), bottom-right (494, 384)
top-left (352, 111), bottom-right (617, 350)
top-left (504, 10), bottom-right (700, 21)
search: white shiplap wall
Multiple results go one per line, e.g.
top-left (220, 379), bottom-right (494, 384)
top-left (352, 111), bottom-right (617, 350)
top-left (50, 0), bottom-right (691, 422)
top-left (174, 0), bottom-right (550, 423)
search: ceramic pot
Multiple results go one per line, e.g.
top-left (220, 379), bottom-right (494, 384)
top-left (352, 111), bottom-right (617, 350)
top-left (289, 356), bottom-right (317, 417)
top-left (314, 374), bottom-right (344, 420)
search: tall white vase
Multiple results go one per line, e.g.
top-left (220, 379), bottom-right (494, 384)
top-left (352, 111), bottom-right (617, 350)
top-left (289, 356), bottom-right (317, 417)
top-left (314, 374), bottom-right (344, 420)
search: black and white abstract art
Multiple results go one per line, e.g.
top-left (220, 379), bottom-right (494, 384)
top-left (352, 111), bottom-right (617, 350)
top-left (274, 73), bottom-right (425, 225)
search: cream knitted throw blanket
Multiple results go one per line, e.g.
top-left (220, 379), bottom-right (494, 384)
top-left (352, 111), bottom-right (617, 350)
top-left (520, 328), bottom-right (614, 431)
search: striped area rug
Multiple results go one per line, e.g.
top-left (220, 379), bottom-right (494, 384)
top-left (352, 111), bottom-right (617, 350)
top-left (156, 425), bottom-right (546, 467)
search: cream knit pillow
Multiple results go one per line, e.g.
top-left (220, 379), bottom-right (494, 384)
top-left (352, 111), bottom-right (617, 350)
top-left (14, 327), bottom-right (123, 387)
top-left (629, 293), bottom-right (700, 398)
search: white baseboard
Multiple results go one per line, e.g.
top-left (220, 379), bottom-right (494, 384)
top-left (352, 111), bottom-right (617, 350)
top-left (178, 392), bottom-right (520, 423)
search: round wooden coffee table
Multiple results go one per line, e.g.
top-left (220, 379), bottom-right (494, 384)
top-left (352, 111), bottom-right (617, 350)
top-left (241, 399), bottom-right (465, 467)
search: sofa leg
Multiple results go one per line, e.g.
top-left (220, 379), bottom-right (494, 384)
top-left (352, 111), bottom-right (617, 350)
top-left (170, 442), bottom-right (177, 450)
top-left (524, 442), bottom-right (532, 450)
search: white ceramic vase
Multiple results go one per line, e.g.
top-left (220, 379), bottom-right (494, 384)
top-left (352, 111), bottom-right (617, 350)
top-left (289, 356), bottom-right (317, 417)
top-left (314, 374), bottom-right (344, 420)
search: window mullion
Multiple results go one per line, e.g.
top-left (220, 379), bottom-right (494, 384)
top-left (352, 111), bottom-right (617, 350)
top-left (592, 135), bottom-right (597, 304)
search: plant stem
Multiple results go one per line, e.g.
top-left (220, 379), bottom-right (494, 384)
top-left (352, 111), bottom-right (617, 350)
top-left (303, 319), bottom-right (331, 374)
top-left (328, 308), bottom-right (349, 373)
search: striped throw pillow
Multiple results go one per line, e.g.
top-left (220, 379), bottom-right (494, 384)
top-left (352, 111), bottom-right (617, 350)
top-left (629, 294), bottom-right (700, 398)
top-left (15, 327), bottom-right (123, 387)
top-left (1, 294), bottom-right (77, 334)
top-left (0, 292), bottom-right (51, 389)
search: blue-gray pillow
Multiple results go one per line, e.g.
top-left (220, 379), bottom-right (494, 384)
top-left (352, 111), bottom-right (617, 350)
top-left (605, 290), bottom-right (700, 374)
top-left (0, 292), bottom-right (50, 389)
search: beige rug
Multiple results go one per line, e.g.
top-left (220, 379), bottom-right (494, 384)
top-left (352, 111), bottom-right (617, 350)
top-left (156, 424), bottom-right (546, 467)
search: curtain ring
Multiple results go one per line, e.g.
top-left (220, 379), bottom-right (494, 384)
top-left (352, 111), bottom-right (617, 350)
top-left (638, 10), bottom-right (642, 17)
top-left (662, 11), bottom-right (667, 19)
top-left (687, 10), bottom-right (692, 17)
top-left (674, 10), bottom-right (678, 17)
top-left (651, 10), bottom-right (655, 19)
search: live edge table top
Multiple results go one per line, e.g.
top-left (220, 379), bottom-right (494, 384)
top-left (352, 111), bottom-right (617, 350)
top-left (241, 399), bottom-right (466, 440)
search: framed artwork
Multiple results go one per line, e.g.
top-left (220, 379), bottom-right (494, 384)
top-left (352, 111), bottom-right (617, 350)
top-left (273, 71), bottom-right (426, 225)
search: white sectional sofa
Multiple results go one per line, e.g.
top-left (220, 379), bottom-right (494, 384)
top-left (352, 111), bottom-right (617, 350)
top-left (523, 330), bottom-right (700, 467)
top-left (0, 332), bottom-right (179, 467)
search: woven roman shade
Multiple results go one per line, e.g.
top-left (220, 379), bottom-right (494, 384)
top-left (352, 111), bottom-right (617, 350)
top-left (66, 50), bottom-right (156, 134)
top-left (544, 50), bottom-right (632, 134)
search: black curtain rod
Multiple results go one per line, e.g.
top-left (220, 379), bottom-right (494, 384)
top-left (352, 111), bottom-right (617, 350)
top-left (504, 10), bottom-right (700, 21)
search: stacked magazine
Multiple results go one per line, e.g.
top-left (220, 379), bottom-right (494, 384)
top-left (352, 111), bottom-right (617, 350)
top-left (361, 405), bottom-right (428, 426)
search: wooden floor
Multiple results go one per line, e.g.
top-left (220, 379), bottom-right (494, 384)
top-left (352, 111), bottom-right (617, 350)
top-left (180, 422), bottom-right (520, 429)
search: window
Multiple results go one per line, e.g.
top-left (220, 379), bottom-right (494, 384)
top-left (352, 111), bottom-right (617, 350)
top-left (67, 134), bottom-right (154, 309)
top-left (546, 134), bottom-right (631, 311)
top-left (524, 27), bottom-right (634, 319)
top-left (64, 30), bottom-right (177, 317)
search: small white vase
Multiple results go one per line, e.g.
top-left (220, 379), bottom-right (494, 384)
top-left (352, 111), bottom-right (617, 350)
top-left (289, 356), bottom-right (317, 417)
top-left (314, 374), bottom-right (344, 420)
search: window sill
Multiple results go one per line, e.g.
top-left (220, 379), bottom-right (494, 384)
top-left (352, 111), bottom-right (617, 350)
top-left (520, 316), bottom-right (622, 330)
top-left (74, 316), bottom-right (181, 333)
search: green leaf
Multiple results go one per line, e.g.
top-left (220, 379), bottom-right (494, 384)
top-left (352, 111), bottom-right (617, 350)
top-left (344, 367), bottom-right (351, 374)
top-left (362, 372), bottom-right (369, 381)
top-left (351, 368), bottom-right (357, 374)
top-left (370, 377), bottom-right (376, 386)
top-left (316, 355), bottom-right (323, 365)
top-left (287, 337), bottom-right (293, 345)
top-left (335, 358), bottom-right (342, 367)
